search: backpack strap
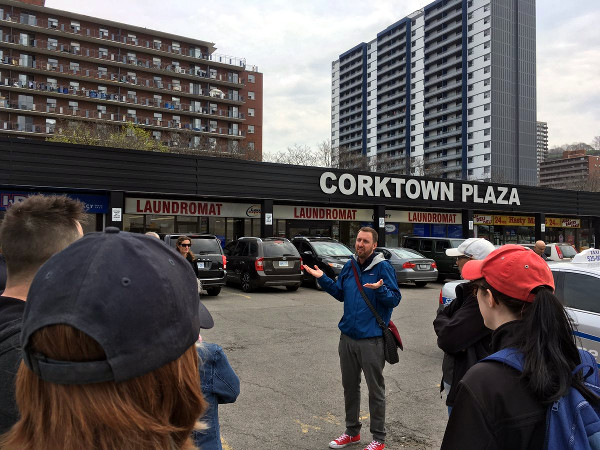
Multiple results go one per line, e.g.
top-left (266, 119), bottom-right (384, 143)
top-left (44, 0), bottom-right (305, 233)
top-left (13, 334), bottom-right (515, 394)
top-left (482, 347), bottom-right (524, 373)
top-left (575, 349), bottom-right (600, 385)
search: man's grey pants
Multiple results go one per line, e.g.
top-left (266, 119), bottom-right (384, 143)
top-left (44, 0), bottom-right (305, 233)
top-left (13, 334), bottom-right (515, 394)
top-left (339, 332), bottom-right (386, 443)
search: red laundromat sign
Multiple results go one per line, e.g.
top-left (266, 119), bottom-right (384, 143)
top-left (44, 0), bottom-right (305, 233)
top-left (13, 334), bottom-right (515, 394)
top-left (124, 198), bottom-right (261, 218)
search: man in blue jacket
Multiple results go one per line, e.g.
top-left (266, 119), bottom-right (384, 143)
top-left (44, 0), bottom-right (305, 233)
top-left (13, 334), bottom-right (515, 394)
top-left (304, 227), bottom-right (401, 450)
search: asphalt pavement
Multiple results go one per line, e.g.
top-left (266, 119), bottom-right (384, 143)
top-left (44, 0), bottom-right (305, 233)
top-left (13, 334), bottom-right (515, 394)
top-left (200, 281), bottom-right (449, 450)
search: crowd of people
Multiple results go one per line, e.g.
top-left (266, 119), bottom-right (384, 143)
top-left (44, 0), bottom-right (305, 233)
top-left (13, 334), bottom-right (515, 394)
top-left (0, 195), bottom-right (598, 449)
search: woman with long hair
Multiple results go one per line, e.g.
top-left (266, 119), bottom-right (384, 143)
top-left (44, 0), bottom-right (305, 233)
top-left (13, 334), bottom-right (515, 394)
top-left (177, 235), bottom-right (199, 278)
top-left (1, 229), bottom-right (212, 449)
top-left (441, 244), bottom-right (598, 449)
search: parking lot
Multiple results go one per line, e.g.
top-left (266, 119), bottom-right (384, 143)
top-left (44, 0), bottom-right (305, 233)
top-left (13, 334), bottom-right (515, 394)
top-left (200, 281), bottom-right (449, 449)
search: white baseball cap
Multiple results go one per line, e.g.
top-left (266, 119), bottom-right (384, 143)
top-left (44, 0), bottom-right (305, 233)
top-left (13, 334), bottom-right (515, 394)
top-left (446, 238), bottom-right (496, 261)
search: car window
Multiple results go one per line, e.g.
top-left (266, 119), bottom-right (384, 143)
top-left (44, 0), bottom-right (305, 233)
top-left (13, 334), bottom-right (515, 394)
top-left (544, 247), bottom-right (552, 257)
top-left (375, 248), bottom-right (391, 259)
top-left (563, 272), bottom-right (600, 313)
top-left (191, 238), bottom-right (221, 254)
top-left (262, 240), bottom-right (298, 257)
top-left (223, 241), bottom-right (236, 256)
top-left (247, 241), bottom-right (258, 257)
top-left (390, 248), bottom-right (425, 259)
top-left (434, 240), bottom-right (449, 253)
top-left (404, 239), bottom-right (418, 250)
top-left (420, 240), bottom-right (433, 252)
top-left (311, 241), bottom-right (353, 257)
top-left (558, 245), bottom-right (578, 258)
top-left (234, 241), bottom-right (248, 257)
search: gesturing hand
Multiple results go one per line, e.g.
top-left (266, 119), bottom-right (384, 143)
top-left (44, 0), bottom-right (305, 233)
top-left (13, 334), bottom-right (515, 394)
top-left (303, 265), bottom-right (324, 279)
top-left (364, 279), bottom-right (383, 290)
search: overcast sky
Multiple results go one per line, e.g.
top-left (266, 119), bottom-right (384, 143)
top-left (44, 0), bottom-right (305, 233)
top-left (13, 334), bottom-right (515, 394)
top-left (47, 0), bottom-right (600, 152)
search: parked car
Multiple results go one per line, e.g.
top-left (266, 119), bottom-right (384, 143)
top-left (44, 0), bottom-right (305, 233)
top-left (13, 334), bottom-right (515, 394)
top-left (291, 236), bottom-right (354, 289)
top-left (402, 236), bottom-right (465, 281)
top-left (223, 237), bottom-right (302, 292)
top-left (436, 248), bottom-right (600, 365)
top-left (544, 242), bottom-right (579, 261)
top-left (374, 247), bottom-right (437, 287)
top-left (163, 234), bottom-right (226, 296)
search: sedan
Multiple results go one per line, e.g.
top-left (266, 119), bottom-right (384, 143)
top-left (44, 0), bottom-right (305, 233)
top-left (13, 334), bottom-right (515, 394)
top-left (374, 247), bottom-right (438, 287)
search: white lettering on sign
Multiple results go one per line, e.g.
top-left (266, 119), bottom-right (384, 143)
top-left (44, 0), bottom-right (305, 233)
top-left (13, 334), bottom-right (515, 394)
top-left (294, 207), bottom-right (357, 221)
top-left (320, 172), bottom-right (520, 205)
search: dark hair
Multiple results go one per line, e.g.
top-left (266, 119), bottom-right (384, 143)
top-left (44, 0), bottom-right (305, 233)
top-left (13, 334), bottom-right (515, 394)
top-left (480, 280), bottom-right (597, 404)
top-left (0, 195), bottom-right (85, 281)
top-left (176, 235), bottom-right (196, 262)
top-left (1, 325), bottom-right (206, 449)
top-left (358, 227), bottom-right (378, 244)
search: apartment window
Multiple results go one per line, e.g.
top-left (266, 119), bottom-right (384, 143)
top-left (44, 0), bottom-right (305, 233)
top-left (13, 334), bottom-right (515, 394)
top-left (484, 116), bottom-right (490, 123)
top-left (484, 154), bottom-right (490, 160)
top-left (484, 54), bottom-right (490, 61)
top-left (468, 36), bottom-right (473, 43)
top-left (484, 78), bottom-right (490, 86)
top-left (468, 132), bottom-right (474, 139)
top-left (153, 57), bottom-right (161, 68)
top-left (99, 28), bottom-right (109, 38)
top-left (248, 108), bottom-right (255, 117)
top-left (98, 66), bottom-right (108, 78)
top-left (127, 72), bottom-right (137, 83)
top-left (68, 100), bottom-right (78, 112)
top-left (48, 18), bottom-right (58, 29)
top-left (71, 42), bottom-right (80, 55)
top-left (209, 120), bottom-right (217, 132)
top-left (468, 157), bottom-right (473, 163)
top-left (468, 24), bottom-right (473, 31)
top-left (46, 118), bottom-right (56, 133)
top-left (484, 66), bottom-right (490, 73)
top-left (484, 128), bottom-right (490, 135)
top-left (70, 21), bottom-right (80, 33)
top-left (153, 39), bottom-right (162, 50)
top-left (484, 166), bottom-right (490, 174)
top-left (468, 12), bottom-right (473, 19)
top-left (468, 108), bottom-right (474, 115)
top-left (99, 47), bottom-right (108, 58)
top-left (128, 34), bottom-right (138, 45)
top-left (45, 39), bottom-right (58, 52)
top-left (468, 73), bottom-right (473, 79)
top-left (468, 120), bottom-right (474, 127)
top-left (484, 5), bottom-right (490, 11)
top-left (69, 81), bottom-right (79, 92)
top-left (172, 42), bottom-right (181, 54)
top-left (484, 103), bottom-right (490, 111)
top-left (484, 17), bottom-right (490, 24)
top-left (127, 52), bottom-right (136, 64)
top-left (154, 76), bottom-right (163, 88)
top-left (248, 125), bottom-right (255, 134)
top-left (468, 145), bottom-right (474, 151)
top-left (484, 141), bottom-right (491, 148)
top-left (46, 78), bottom-right (57, 88)
top-left (127, 109), bottom-right (136, 118)
top-left (484, 41), bottom-right (490, 49)
top-left (70, 62), bottom-right (79, 73)
top-left (127, 90), bottom-right (136, 99)
top-left (248, 74), bottom-right (255, 83)
top-left (172, 79), bottom-right (181, 91)
top-left (484, 91), bottom-right (490, 98)
top-left (468, 85), bottom-right (474, 92)
top-left (209, 103), bottom-right (217, 114)
top-left (98, 86), bottom-right (107, 94)
top-left (248, 91), bottom-right (255, 100)
top-left (484, 29), bottom-right (490, 36)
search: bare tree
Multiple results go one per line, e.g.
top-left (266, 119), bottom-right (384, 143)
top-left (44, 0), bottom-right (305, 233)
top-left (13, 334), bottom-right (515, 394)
top-left (593, 136), bottom-right (600, 151)
top-left (315, 139), bottom-right (333, 168)
top-left (337, 146), bottom-right (370, 171)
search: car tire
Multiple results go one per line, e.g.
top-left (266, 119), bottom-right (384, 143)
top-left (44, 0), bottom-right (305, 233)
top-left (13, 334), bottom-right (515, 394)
top-left (206, 287), bottom-right (221, 296)
top-left (414, 281), bottom-right (428, 288)
top-left (314, 278), bottom-right (323, 291)
top-left (437, 274), bottom-right (446, 283)
top-left (240, 272), bottom-right (253, 293)
top-left (286, 285), bottom-right (300, 292)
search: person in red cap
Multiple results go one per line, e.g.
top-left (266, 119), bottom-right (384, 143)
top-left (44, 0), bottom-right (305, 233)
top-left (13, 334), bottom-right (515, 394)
top-left (441, 244), bottom-right (599, 449)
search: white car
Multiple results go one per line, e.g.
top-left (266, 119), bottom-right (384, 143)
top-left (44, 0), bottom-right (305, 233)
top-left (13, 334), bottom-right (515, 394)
top-left (544, 242), bottom-right (578, 261)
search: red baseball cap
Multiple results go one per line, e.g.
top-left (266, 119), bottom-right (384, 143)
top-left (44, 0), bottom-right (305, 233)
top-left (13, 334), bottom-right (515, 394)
top-left (461, 244), bottom-right (555, 302)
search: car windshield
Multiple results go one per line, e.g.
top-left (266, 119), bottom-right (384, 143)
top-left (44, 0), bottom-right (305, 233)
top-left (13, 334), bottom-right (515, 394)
top-left (191, 238), bottom-right (221, 254)
top-left (450, 239), bottom-right (465, 248)
top-left (312, 241), bottom-right (353, 257)
top-left (558, 245), bottom-right (578, 258)
top-left (263, 241), bottom-right (299, 258)
top-left (389, 248), bottom-right (425, 259)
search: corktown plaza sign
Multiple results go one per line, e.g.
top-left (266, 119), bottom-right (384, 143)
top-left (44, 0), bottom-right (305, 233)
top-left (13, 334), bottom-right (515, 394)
top-left (319, 172), bottom-right (521, 205)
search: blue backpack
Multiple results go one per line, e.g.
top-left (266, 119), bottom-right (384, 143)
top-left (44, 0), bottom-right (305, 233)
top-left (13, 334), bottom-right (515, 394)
top-left (484, 348), bottom-right (600, 450)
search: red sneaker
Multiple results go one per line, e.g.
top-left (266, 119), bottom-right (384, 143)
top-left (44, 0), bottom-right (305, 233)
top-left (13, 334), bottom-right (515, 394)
top-left (329, 433), bottom-right (361, 449)
top-left (363, 440), bottom-right (385, 450)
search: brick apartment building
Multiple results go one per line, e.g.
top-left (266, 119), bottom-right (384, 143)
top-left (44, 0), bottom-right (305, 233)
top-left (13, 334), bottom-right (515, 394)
top-left (539, 149), bottom-right (600, 189)
top-left (0, 0), bottom-right (263, 157)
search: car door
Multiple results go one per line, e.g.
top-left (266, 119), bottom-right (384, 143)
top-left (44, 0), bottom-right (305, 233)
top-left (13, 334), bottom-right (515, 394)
top-left (296, 241), bottom-right (315, 281)
top-left (561, 270), bottom-right (600, 365)
top-left (434, 240), bottom-right (455, 275)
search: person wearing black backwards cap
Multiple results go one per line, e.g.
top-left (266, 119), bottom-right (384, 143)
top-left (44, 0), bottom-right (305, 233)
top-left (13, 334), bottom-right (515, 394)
top-left (441, 245), bottom-right (599, 449)
top-left (0, 228), bottom-right (213, 449)
top-left (0, 195), bottom-right (84, 434)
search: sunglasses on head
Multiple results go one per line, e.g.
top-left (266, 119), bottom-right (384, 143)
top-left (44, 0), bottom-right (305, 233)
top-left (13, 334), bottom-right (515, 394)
top-left (179, 243), bottom-right (191, 247)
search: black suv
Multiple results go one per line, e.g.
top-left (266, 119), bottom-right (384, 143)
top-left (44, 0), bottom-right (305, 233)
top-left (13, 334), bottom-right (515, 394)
top-left (223, 237), bottom-right (303, 292)
top-left (291, 236), bottom-right (354, 289)
top-left (163, 234), bottom-right (226, 296)
top-left (402, 236), bottom-right (465, 282)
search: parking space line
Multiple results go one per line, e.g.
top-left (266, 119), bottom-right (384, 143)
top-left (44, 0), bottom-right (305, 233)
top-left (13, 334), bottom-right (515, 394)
top-left (221, 436), bottom-right (232, 449)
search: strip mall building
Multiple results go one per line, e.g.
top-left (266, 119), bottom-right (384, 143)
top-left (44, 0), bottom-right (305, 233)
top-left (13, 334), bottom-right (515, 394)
top-left (1, 138), bottom-right (599, 250)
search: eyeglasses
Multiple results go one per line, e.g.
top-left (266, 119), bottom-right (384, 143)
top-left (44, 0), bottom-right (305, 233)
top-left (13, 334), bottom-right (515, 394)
top-left (179, 243), bottom-right (191, 247)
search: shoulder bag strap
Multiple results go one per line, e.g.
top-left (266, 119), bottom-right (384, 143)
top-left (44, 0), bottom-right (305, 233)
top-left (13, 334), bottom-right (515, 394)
top-left (350, 260), bottom-right (386, 331)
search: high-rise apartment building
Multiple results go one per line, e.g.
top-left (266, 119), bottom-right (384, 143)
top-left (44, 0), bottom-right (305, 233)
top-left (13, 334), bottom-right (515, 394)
top-left (536, 120), bottom-right (548, 173)
top-left (539, 149), bottom-right (600, 189)
top-left (0, 0), bottom-right (262, 158)
top-left (332, 0), bottom-right (537, 185)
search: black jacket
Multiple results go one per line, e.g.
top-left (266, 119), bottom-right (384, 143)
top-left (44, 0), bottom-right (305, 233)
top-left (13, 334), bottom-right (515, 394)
top-left (441, 321), bottom-right (546, 450)
top-left (0, 254), bottom-right (7, 291)
top-left (433, 281), bottom-right (492, 405)
top-left (0, 296), bottom-right (26, 434)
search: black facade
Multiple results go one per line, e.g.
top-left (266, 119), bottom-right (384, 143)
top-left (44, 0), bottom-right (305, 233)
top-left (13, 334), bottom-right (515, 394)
top-left (1, 138), bottom-right (599, 248)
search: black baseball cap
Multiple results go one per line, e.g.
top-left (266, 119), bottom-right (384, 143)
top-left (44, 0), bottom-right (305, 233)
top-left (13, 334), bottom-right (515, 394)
top-left (21, 227), bottom-right (214, 385)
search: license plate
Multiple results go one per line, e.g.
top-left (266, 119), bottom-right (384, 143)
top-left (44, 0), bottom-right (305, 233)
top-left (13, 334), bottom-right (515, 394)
top-left (197, 262), bottom-right (205, 269)
top-left (278, 261), bottom-right (289, 267)
top-left (418, 264), bottom-right (429, 270)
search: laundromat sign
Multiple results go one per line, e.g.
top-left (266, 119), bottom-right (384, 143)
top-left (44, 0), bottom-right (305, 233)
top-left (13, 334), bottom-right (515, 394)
top-left (273, 205), bottom-right (373, 221)
top-left (125, 198), bottom-right (261, 218)
top-left (320, 172), bottom-right (521, 205)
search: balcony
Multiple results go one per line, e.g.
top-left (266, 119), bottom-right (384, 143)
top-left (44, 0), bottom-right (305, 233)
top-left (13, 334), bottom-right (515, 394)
top-left (424, 139), bottom-right (462, 153)
top-left (0, 78), bottom-right (246, 122)
top-left (0, 12), bottom-right (249, 70)
top-left (0, 57), bottom-right (245, 105)
top-left (424, 127), bottom-right (462, 143)
top-left (0, 34), bottom-right (245, 88)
